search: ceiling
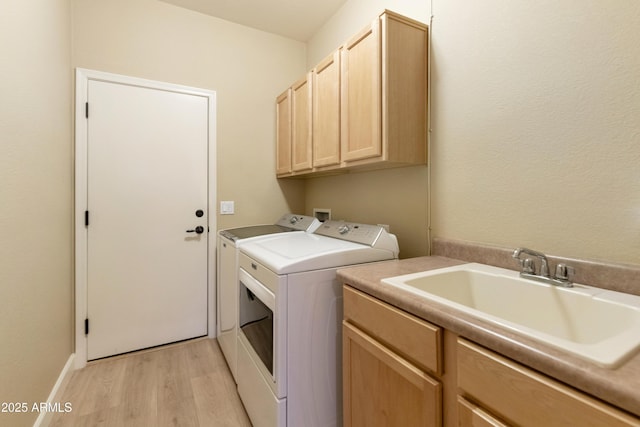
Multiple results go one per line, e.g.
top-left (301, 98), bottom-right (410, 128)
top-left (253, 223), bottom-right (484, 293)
top-left (159, 0), bottom-right (348, 41)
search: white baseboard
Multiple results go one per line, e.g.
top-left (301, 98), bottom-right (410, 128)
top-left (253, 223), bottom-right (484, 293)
top-left (33, 353), bottom-right (75, 427)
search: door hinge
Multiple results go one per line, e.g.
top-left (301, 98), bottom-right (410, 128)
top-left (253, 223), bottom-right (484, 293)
top-left (85, 102), bottom-right (89, 119)
top-left (84, 318), bottom-right (89, 335)
top-left (84, 210), bottom-right (89, 227)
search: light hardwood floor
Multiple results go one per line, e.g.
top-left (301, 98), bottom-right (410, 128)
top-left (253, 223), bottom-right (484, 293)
top-left (50, 338), bottom-right (251, 427)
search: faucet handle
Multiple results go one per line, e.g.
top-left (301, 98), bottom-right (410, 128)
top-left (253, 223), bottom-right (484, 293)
top-left (555, 263), bottom-right (575, 282)
top-left (513, 249), bottom-right (536, 274)
top-left (522, 258), bottom-right (536, 274)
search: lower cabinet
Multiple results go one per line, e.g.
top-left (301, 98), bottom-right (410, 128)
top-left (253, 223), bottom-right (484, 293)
top-left (343, 286), bottom-right (442, 427)
top-left (457, 339), bottom-right (640, 427)
top-left (343, 285), bottom-right (640, 427)
top-left (343, 322), bottom-right (441, 427)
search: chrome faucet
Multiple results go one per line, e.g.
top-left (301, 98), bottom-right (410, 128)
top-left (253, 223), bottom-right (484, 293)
top-left (512, 247), bottom-right (550, 277)
top-left (512, 247), bottom-right (574, 287)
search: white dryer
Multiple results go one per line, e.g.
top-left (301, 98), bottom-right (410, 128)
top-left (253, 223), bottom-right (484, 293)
top-left (217, 214), bottom-right (320, 380)
top-left (236, 221), bottom-right (399, 427)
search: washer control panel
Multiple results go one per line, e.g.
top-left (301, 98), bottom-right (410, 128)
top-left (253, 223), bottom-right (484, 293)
top-left (314, 220), bottom-right (386, 246)
top-left (275, 214), bottom-right (321, 232)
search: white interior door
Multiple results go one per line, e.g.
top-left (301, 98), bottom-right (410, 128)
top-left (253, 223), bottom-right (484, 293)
top-left (86, 79), bottom-right (209, 360)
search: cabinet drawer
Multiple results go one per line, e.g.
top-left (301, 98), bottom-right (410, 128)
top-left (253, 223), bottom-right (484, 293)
top-left (343, 286), bottom-right (442, 375)
top-left (457, 339), bottom-right (640, 427)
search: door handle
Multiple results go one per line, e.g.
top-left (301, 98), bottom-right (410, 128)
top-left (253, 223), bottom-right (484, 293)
top-left (186, 226), bottom-right (204, 234)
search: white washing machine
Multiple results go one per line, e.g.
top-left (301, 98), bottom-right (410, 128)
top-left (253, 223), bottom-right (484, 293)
top-left (236, 221), bottom-right (399, 427)
top-left (217, 214), bottom-right (320, 380)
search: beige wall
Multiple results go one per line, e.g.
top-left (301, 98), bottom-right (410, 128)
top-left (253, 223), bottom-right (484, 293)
top-left (430, 0), bottom-right (640, 266)
top-left (307, 0), bottom-right (640, 265)
top-left (72, 0), bottom-right (308, 230)
top-left (304, 0), bottom-right (432, 258)
top-left (0, 0), bottom-right (73, 425)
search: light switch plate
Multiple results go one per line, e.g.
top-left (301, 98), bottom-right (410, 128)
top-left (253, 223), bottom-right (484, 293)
top-left (220, 201), bottom-right (235, 215)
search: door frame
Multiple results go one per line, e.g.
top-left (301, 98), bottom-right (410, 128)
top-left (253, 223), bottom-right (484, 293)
top-left (74, 68), bottom-right (217, 368)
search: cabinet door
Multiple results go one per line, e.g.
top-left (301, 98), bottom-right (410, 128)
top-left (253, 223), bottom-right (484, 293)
top-left (343, 321), bottom-right (441, 427)
top-left (383, 12), bottom-right (428, 165)
top-left (275, 89), bottom-right (291, 176)
top-left (340, 18), bottom-right (382, 163)
top-left (458, 397), bottom-right (509, 427)
top-left (291, 74), bottom-right (312, 172)
top-left (313, 50), bottom-right (341, 168)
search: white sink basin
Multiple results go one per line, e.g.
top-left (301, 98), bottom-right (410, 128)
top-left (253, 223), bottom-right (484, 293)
top-left (382, 263), bottom-right (640, 368)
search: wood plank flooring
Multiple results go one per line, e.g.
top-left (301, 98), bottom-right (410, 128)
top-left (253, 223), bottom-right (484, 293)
top-left (50, 338), bottom-right (251, 427)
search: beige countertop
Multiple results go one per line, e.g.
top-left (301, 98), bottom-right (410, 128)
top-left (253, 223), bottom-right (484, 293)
top-left (337, 255), bottom-right (640, 418)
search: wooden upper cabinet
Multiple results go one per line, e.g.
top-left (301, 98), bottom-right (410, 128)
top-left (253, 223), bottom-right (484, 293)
top-left (341, 19), bottom-right (382, 163)
top-left (275, 89), bottom-right (292, 176)
top-left (312, 50), bottom-right (341, 169)
top-left (291, 73), bottom-right (313, 172)
top-left (275, 10), bottom-right (428, 178)
top-left (341, 11), bottom-right (428, 167)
